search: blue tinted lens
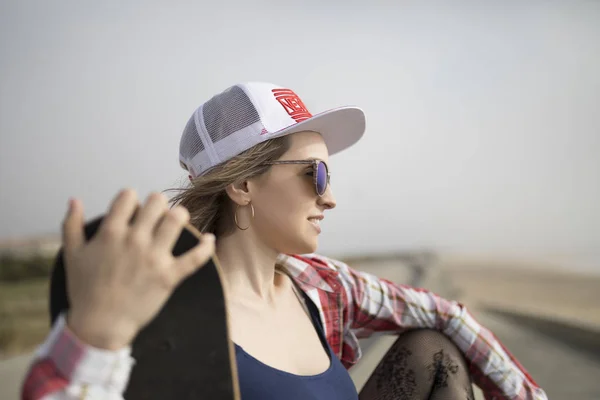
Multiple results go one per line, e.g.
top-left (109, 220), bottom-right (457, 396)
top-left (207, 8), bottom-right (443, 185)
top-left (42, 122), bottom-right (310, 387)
top-left (316, 161), bottom-right (328, 195)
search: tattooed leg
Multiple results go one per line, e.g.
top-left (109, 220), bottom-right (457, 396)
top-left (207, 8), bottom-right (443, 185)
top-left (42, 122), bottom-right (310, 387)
top-left (358, 329), bottom-right (475, 400)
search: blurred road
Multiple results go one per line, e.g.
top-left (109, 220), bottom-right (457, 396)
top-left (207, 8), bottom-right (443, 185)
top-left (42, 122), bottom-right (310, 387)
top-left (470, 310), bottom-right (600, 399)
top-left (0, 352), bottom-right (33, 400)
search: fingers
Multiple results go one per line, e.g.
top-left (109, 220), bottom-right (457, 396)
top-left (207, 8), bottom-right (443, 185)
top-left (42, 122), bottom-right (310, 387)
top-left (62, 198), bottom-right (84, 256)
top-left (101, 189), bottom-right (139, 236)
top-left (176, 233), bottom-right (216, 281)
top-left (131, 192), bottom-right (169, 237)
top-left (153, 206), bottom-right (190, 251)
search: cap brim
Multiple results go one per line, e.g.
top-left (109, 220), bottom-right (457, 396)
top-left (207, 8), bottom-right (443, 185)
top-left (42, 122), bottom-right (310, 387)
top-left (268, 106), bottom-right (366, 155)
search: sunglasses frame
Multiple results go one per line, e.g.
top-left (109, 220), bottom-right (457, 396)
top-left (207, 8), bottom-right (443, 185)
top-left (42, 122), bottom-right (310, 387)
top-left (262, 159), bottom-right (330, 197)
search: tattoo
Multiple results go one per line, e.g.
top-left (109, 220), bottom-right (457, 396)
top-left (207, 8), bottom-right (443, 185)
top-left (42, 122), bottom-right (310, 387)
top-left (427, 349), bottom-right (460, 389)
top-left (373, 346), bottom-right (417, 399)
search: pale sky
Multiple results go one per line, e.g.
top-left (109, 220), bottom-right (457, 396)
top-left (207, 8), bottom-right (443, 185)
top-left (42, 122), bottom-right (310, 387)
top-left (1, 0), bottom-right (599, 269)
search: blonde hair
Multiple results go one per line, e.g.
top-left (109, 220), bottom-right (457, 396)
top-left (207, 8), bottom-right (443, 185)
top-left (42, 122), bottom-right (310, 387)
top-left (164, 136), bottom-right (291, 237)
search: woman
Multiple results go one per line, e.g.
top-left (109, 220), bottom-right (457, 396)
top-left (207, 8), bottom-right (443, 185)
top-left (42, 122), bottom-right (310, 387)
top-left (21, 82), bottom-right (547, 399)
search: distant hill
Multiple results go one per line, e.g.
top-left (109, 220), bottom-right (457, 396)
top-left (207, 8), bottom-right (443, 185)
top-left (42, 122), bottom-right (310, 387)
top-left (0, 233), bottom-right (61, 257)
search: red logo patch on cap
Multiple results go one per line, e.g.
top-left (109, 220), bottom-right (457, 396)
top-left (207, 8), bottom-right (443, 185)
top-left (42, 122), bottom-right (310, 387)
top-left (272, 89), bottom-right (312, 123)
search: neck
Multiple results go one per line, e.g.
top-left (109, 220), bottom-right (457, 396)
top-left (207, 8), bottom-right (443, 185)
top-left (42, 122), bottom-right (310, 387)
top-left (215, 229), bottom-right (286, 303)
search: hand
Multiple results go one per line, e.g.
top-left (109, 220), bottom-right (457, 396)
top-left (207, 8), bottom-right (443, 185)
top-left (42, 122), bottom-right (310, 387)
top-left (62, 189), bottom-right (215, 350)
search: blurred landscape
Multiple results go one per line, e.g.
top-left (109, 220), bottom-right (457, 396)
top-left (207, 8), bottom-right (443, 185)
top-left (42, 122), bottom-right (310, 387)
top-left (0, 236), bottom-right (59, 359)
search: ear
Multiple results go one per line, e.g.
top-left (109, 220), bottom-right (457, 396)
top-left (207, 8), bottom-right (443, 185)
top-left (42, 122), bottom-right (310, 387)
top-left (225, 180), bottom-right (251, 206)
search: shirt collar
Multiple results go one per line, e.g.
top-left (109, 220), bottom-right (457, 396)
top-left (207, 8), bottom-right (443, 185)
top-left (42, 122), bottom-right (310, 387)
top-left (276, 253), bottom-right (339, 293)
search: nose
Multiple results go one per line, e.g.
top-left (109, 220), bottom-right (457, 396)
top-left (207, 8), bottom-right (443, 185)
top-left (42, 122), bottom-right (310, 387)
top-left (317, 184), bottom-right (336, 210)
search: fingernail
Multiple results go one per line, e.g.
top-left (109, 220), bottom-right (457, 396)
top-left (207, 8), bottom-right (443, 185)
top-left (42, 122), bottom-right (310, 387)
top-left (204, 233), bottom-right (215, 241)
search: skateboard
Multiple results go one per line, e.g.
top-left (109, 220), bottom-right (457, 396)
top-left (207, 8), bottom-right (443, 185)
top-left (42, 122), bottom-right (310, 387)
top-left (49, 214), bottom-right (240, 400)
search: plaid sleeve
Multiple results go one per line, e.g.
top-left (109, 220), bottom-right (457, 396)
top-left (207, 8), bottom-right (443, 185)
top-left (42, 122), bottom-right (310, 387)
top-left (329, 259), bottom-right (548, 400)
top-left (21, 313), bottom-right (134, 400)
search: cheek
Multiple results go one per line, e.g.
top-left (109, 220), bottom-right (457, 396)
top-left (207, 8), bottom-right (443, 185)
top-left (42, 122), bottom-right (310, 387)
top-left (252, 183), bottom-right (318, 253)
top-left (254, 182), bottom-right (310, 231)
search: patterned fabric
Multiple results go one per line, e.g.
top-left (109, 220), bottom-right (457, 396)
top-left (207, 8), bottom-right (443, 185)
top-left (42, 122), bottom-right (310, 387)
top-left (21, 254), bottom-right (547, 400)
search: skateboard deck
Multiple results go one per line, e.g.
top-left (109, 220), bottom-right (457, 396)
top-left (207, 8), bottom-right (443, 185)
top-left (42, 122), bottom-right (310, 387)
top-left (49, 214), bottom-right (240, 400)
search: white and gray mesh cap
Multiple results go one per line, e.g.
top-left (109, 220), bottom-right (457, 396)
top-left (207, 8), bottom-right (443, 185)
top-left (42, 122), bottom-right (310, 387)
top-left (179, 82), bottom-right (366, 178)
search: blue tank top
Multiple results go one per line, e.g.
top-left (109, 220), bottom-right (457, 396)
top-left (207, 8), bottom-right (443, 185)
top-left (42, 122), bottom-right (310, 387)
top-left (234, 290), bottom-right (359, 400)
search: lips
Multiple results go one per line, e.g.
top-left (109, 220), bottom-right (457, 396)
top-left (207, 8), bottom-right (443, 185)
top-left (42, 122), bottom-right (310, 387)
top-left (308, 215), bottom-right (323, 233)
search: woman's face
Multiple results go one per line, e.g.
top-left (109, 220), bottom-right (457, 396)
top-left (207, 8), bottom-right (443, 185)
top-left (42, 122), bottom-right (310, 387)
top-left (248, 131), bottom-right (337, 254)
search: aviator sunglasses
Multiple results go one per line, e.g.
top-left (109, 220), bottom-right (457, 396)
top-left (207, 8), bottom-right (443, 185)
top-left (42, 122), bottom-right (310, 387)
top-left (262, 160), bottom-right (331, 196)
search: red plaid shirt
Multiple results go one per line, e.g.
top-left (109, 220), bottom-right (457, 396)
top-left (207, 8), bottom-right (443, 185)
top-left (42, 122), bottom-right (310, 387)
top-left (21, 254), bottom-right (547, 400)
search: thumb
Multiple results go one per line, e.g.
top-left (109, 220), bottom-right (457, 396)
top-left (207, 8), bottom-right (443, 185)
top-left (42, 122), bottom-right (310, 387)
top-left (176, 233), bottom-right (216, 281)
top-left (62, 198), bottom-right (85, 257)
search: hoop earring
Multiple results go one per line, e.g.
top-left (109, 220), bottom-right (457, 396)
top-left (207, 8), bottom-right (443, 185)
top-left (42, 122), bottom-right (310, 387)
top-left (234, 203), bottom-right (255, 231)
